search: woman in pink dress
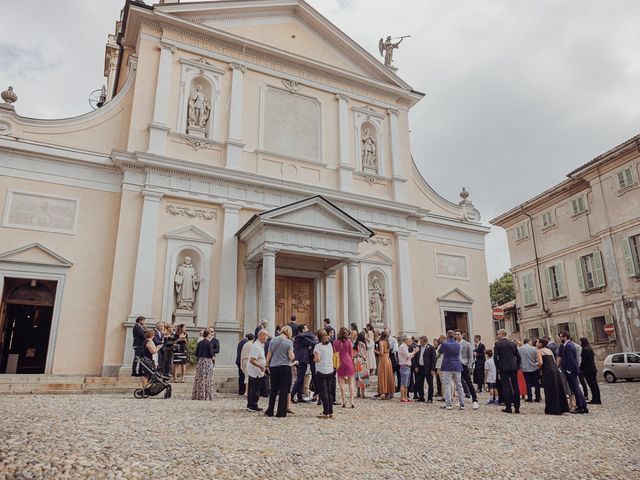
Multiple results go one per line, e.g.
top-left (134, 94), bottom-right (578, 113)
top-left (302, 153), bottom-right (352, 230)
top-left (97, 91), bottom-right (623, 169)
top-left (334, 327), bottom-right (356, 408)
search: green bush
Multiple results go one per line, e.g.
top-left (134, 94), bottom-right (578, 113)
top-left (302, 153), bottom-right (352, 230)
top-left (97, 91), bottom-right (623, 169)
top-left (187, 338), bottom-right (199, 365)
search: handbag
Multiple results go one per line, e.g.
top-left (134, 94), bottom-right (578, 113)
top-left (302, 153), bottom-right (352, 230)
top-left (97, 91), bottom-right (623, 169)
top-left (333, 351), bottom-right (341, 370)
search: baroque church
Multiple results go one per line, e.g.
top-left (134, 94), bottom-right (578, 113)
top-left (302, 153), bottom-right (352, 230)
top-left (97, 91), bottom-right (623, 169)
top-left (0, 0), bottom-right (491, 377)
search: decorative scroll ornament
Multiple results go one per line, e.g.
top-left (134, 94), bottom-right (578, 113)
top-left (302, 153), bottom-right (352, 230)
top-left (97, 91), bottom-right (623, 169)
top-left (166, 204), bottom-right (217, 221)
top-left (358, 174), bottom-right (387, 186)
top-left (281, 79), bottom-right (302, 93)
top-left (369, 236), bottom-right (392, 246)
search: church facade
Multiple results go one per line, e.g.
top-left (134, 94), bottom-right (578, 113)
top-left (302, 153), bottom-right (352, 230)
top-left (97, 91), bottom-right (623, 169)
top-left (0, 0), bottom-right (491, 377)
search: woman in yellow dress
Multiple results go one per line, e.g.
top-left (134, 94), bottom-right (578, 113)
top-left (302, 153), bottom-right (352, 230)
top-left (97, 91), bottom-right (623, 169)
top-left (375, 331), bottom-right (396, 400)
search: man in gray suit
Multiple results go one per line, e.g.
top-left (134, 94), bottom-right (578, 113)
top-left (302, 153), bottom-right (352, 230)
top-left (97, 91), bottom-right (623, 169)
top-left (518, 338), bottom-right (540, 402)
top-left (455, 329), bottom-right (478, 410)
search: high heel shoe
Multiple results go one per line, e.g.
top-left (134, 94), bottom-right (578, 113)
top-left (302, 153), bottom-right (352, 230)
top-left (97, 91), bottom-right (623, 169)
top-left (342, 402), bottom-right (346, 408)
top-left (350, 403), bottom-right (355, 408)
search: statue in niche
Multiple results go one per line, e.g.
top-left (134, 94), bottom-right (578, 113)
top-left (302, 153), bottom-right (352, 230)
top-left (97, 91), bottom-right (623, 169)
top-left (187, 85), bottom-right (211, 130)
top-left (174, 256), bottom-right (200, 312)
top-left (361, 127), bottom-right (377, 170)
top-left (368, 275), bottom-right (385, 324)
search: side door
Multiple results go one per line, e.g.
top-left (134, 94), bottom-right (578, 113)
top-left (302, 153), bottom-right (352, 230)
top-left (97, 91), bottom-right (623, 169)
top-left (626, 353), bottom-right (640, 378)
top-left (610, 353), bottom-right (626, 377)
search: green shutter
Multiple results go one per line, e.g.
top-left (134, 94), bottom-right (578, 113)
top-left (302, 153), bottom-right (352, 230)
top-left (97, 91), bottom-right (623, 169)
top-left (617, 171), bottom-right (625, 188)
top-left (585, 318), bottom-right (595, 343)
top-left (555, 264), bottom-right (565, 297)
top-left (622, 237), bottom-right (638, 277)
top-left (544, 267), bottom-right (553, 299)
top-left (575, 258), bottom-right (586, 291)
top-left (568, 321), bottom-right (578, 340)
top-left (593, 251), bottom-right (606, 287)
top-left (605, 313), bottom-right (617, 340)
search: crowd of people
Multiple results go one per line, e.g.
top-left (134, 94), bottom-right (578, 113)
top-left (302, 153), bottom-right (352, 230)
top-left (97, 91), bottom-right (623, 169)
top-left (132, 314), bottom-right (603, 417)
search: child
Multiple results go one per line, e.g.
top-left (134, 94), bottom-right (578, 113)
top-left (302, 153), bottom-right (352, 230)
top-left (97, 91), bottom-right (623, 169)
top-left (484, 349), bottom-right (498, 405)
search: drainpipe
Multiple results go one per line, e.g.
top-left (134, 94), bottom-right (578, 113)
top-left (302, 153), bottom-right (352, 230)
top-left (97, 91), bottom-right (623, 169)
top-left (521, 207), bottom-right (551, 335)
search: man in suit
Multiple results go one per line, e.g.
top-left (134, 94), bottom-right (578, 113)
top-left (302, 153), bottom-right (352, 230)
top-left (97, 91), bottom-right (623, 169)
top-left (254, 320), bottom-right (267, 339)
top-left (323, 318), bottom-right (336, 342)
top-left (236, 333), bottom-right (250, 395)
top-left (493, 329), bottom-right (522, 414)
top-left (456, 329), bottom-right (479, 409)
top-left (288, 315), bottom-right (299, 339)
top-left (152, 322), bottom-right (165, 368)
top-left (545, 335), bottom-right (559, 357)
top-left (290, 324), bottom-right (317, 403)
top-left (559, 331), bottom-right (588, 414)
top-left (131, 316), bottom-right (147, 377)
top-left (412, 336), bottom-right (437, 402)
top-left (473, 335), bottom-right (486, 392)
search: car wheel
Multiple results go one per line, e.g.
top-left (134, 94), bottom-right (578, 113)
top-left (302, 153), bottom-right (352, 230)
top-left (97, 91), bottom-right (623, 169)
top-left (604, 372), bottom-right (616, 383)
top-left (133, 388), bottom-right (144, 399)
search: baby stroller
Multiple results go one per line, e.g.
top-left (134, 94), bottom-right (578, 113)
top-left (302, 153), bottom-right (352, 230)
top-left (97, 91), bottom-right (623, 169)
top-left (133, 348), bottom-right (172, 399)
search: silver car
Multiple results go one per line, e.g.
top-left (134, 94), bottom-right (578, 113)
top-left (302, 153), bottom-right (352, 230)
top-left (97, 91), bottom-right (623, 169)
top-left (602, 352), bottom-right (640, 383)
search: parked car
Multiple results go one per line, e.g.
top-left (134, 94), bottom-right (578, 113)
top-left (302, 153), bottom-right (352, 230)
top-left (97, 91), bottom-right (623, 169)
top-left (602, 352), bottom-right (640, 383)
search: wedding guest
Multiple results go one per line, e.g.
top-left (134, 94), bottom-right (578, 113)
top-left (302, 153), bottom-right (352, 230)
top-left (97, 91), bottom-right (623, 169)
top-left (375, 331), bottom-right (396, 400)
top-left (131, 316), bottom-right (147, 381)
top-left (365, 324), bottom-right (377, 376)
top-left (579, 337), bottom-right (601, 405)
top-left (247, 330), bottom-right (268, 412)
top-left (353, 331), bottom-right (370, 398)
top-left (413, 336), bottom-right (436, 403)
top-left (140, 330), bottom-right (159, 389)
top-left (192, 330), bottom-right (215, 401)
top-left (494, 329), bottom-right (521, 414)
top-left (350, 323), bottom-right (359, 343)
top-left (265, 325), bottom-right (295, 418)
top-left (484, 349), bottom-right (498, 404)
top-left (323, 318), bottom-right (336, 342)
top-left (559, 331), bottom-right (588, 414)
top-left (314, 329), bottom-right (336, 419)
top-left (518, 338), bottom-right (541, 402)
top-left (536, 338), bottom-right (569, 415)
top-left (398, 335), bottom-right (419, 403)
top-left (161, 324), bottom-right (175, 377)
top-left (473, 335), bottom-right (486, 393)
top-left (334, 327), bottom-right (356, 408)
top-left (172, 324), bottom-right (188, 383)
top-left (240, 333), bottom-right (255, 396)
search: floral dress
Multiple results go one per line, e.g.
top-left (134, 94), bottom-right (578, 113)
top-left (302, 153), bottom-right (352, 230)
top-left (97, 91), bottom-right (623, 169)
top-left (353, 341), bottom-right (370, 388)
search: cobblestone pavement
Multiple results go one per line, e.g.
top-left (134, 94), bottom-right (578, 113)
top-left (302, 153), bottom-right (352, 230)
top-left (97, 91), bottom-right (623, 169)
top-left (0, 381), bottom-right (638, 479)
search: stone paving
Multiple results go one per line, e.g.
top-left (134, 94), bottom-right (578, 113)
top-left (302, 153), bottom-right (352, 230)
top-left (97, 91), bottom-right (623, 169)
top-left (0, 381), bottom-right (638, 479)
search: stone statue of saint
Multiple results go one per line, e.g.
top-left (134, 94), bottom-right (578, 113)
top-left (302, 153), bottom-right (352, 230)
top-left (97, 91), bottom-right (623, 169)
top-left (368, 276), bottom-right (385, 324)
top-left (379, 35), bottom-right (405, 67)
top-left (175, 256), bottom-right (199, 311)
top-left (187, 85), bottom-right (211, 130)
top-left (361, 128), bottom-right (377, 168)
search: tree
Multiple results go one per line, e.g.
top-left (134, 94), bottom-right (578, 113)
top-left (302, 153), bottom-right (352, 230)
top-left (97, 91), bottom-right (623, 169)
top-left (490, 272), bottom-right (515, 307)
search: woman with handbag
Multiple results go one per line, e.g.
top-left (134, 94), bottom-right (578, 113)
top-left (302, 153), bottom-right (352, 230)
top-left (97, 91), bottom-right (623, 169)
top-left (353, 331), bottom-right (370, 398)
top-left (333, 327), bottom-right (356, 408)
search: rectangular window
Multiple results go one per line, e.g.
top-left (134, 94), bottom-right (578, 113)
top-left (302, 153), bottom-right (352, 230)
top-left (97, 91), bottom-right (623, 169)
top-left (522, 273), bottom-right (537, 306)
top-left (622, 235), bottom-right (640, 278)
top-left (528, 327), bottom-right (543, 340)
top-left (571, 196), bottom-right (586, 215)
top-left (545, 264), bottom-right (566, 299)
top-left (591, 316), bottom-right (609, 343)
top-left (542, 211), bottom-right (554, 228)
top-left (516, 224), bottom-right (527, 241)
top-left (617, 167), bottom-right (634, 189)
top-left (576, 252), bottom-right (606, 291)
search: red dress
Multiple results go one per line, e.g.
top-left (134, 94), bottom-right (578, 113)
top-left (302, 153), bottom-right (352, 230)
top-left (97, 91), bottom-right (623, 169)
top-left (333, 339), bottom-right (355, 378)
top-left (517, 369), bottom-right (527, 396)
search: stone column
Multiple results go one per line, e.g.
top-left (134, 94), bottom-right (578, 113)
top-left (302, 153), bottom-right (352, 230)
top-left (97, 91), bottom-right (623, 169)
top-left (148, 42), bottom-right (175, 155)
top-left (216, 203), bottom-right (242, 329)
top-left (395, 232), bottom-right (417, 335)
top-left (336, 94), bottom-right (353, 192)
top-left (325, 271), bottom-right (337, 323)
top-left (388, 108), bottom-right (407, 202)
top-left (226, 63), bottom-right (246, 170)
top-left (129, 190), bottom-right (163, 319)
top-left (347, 261), bottom-right (362, 329)
top-left (259, 249), bottom-right (277, 335)
top-left (243, 261), bottom-right (258, 332)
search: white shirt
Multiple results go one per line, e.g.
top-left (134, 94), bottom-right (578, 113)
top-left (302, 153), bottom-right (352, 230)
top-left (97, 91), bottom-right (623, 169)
top-left (247, 342), bottom-right (266, 378)
top-left (388, 336), bottom-right (399, 354)
top-left (314, 342), bottom-right (334, 375)
top-left (484, 358), bottom-right (497, 383)
top-left (419, 346), bottom-right (426, 366)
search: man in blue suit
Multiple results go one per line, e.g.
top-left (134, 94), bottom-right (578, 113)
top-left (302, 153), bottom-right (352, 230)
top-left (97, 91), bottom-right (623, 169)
top-left (290, 324), bottom-right (317, 403)
top-left (559, 331), bottom-right (588, 414)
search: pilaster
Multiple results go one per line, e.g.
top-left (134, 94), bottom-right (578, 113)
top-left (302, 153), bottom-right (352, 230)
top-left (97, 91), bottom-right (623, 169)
top-left (395, 231), bottom-right (416, 335)
top-left (337, 94), bottom-right (353, 192)
top-left (325, 270), bottom-right (337, 324)
top-left (226, 63), bottom-right (246, 170)
top-left (243, 261), bottom-right (259, 332)
top-left (216, 203), bottom-right (242, 329)
top-left (259, 249), bottom-right (277, 335)
top-left (148, 42), bottom-right (175, 155)
top-left (388, 108), bottom-right (407, 203)
top-left (347, 261), bottom-right (362, 329)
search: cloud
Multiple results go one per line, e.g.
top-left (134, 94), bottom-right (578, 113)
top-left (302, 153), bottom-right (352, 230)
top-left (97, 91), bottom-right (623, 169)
top-left (0, 44), bottom-right (59, 81)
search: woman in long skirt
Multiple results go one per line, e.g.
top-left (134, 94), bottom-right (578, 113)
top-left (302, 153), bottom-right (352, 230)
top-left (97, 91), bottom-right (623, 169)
top-left (536, 338), bottom-right (569, 415)
top-left (365, 324), bottom-right (377, 376)
top-left (375, 331), bottom-right (396, 399)
top-left (192, 330), bottom-right (215, 400)
top-left (353, 331), bottom-right (370, 397)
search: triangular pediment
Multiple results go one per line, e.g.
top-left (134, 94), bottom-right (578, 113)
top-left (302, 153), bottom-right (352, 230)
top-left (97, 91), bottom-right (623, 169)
top-left (359, 251), bottom-right (394, 266)
top-left (261, 196), bottom-right (373, 236)
top-left (154, 0), bottom-right (411, 89)
top-left (164, 225), bottom-right (216, 244)
top-left (0, 243), bottom-right (73, 268)
top-left (437, 288), bottom-right (475, 304)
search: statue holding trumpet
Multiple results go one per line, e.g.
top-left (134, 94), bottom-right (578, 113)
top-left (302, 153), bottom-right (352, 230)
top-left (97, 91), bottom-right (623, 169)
top-left (379, 35), bottom-right (410, 67)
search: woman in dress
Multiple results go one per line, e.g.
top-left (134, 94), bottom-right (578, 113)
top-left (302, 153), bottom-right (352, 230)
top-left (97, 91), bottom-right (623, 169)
top-left (579, 337), bottom-right (601, 405)
top-left (536, 338), bottom-right (569, 415)
top-left (172, 324), bottom-right (188, 382)
top-left (334, 327), bottom-right (356, 408)
top-left (349, 323), bottom-right (359, 344)
top-left (515, 339), bottom-right (527, 400)
top-left (140, 331), bottom-right (159, 389)
top-left (192, 330), bottom-right (215, 401)
top-left (365, 324), bottom-right (377, 376)
top-left (375, 331), bottom-right (395, 400)
top-left (313, 329), bottom-right (336, 419)
top-left (353, 331), bottom-right (370, 398)
top-left (240, 333), bottom-right (255, 397)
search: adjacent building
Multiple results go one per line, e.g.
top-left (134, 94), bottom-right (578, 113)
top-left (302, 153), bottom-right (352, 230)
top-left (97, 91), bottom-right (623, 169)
top-left (0, 0), bottom-right (492, 377)
top-left (491, 134), bottom-right (640, 358)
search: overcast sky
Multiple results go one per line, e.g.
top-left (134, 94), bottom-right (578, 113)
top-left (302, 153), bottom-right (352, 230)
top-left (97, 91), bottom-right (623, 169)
top-left (2, 0), bottom-right (639, 282)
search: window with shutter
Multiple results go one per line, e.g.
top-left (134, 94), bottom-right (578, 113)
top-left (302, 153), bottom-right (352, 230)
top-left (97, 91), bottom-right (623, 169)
top-left (546, 264), bottom-right (566, 299)
top-left (585, 318), bottom-right (595, 343)
top-left (542, 211), bottom-right (554, 228)
top-left (593, 251), bottom-right (606, 287)
top-left (522, 273), bottom-right (536, 306)
top-left (617, 167), bottom-right (634, 189)
top-left (577, 253), bottom-right (605, 291)
top-left (591, 316), bottom-right (608, 343)
top-left (572, 196), bottom-right (587, 215)
top-left (622, 235), bottom-right (640, 278)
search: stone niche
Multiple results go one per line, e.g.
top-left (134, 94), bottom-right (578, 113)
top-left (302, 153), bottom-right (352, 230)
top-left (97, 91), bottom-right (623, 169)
top-left (353, 105), bottom-right (386, 176)
top-left (260, 86), bottom-right (322, 163)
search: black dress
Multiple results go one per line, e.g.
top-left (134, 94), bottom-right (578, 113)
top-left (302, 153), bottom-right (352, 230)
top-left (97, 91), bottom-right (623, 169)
top-left (540, 353), bottom-right (569, 415)
top-left (173, 334), bottom-right (189, 365)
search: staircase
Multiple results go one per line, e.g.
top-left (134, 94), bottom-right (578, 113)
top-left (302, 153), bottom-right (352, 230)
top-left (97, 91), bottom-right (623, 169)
top-left (0, 374), bottom-right (238, 395)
